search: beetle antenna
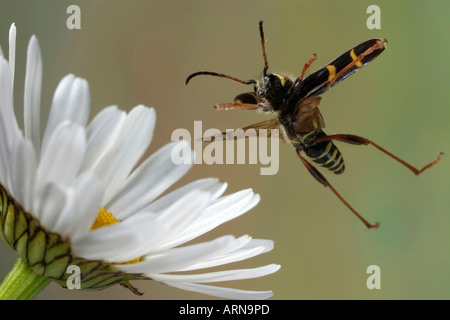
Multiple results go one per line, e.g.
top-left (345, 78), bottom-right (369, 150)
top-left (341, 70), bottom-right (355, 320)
top-left (185, 71), bottom-right (256, 86)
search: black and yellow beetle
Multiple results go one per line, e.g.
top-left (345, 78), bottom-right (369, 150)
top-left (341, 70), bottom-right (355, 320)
top-left (186, 20), bottom-right (442, 229)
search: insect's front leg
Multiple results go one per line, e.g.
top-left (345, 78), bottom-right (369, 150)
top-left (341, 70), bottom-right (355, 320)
top-left (214, 91), bottom-right (271, 111)
top-left (315, 134), bottom-right (443, 175)
top-left (214, 103), bottom-right (271, 112)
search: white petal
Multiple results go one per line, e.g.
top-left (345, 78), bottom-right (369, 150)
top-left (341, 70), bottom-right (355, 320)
top-left (96, 106), bottom-right (156, 205)
top-left (0, 117), bottom-right (10, 186)
top-left (144, 178), bottom-right (227, 214)
top-left (8, 23), bottom-right (15, 87)
top-left (66, 173), bottom-right (104, 240)
top-left (81, 106), bottom-right (126, 171)
top-left (10, 138), bottom-right (37, 212)
top-left (71, 213), bottom-right (169, 262)
top-left (165, 282), bottom-right (274, 300)
top-left (24, 35), bottom-right (42, 155)
top-left (107, 141), bottom-right (192, 220)
top-left (34, 181), bottom-right (67, 231)
top-left (36, 121), bottom-right (86, 189)
top-left (0, 61), bottom-right (11, 183)
top-left (0, 57), bottom-right (20, 189)
top-left (115, 190), bottom-right (212, 259)
top-left (150, 264), bottom-right (280, 283)
top-left (42, 74), bottom-right (90, 151)
top-left (158, 189), bottom-right (260, 249)
top-left (115, 235), bottom-right (239, 274)
top-left (52, 171), bottom-right (104, 240)
top-left (180, 239), bottom-right (274, 271)
top-left (0, 57), bottom-right (19, 148)
top-left (71, 224), bottom-right (146, 261)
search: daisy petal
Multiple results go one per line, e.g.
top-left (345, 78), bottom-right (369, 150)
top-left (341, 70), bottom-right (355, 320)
top-left (115, 235), bottom-right (240, 274)
top-left (149, 264), bottom-right (281, 283)
top-left (8, 23), bottom-right (15, 87)
top-left (144, 178), bottom-right (227, 214)
top-left (158, 190), bottom-right (260, 249)
top-left (71, 224), bottom-right (146, 262)
top-left (0, 58), bottom-right (19, 189)
top-left (53, 171), bottom-right (104, 240)
top-left (96, 105), bottom-right (156, 205)
top-left (24, 35), bottom-right (42, 155)
top-left (0, 118), bottom-right (9, 186)
top-left (81, 106), bottom-right (126, 171)
top-left (10, 138), bottom-right (37, 212)
top-left (36, 121), bottom-right (86, 189)
top-left (42, 74), bottom-right (90, 151)
top-left (0, 56), bottom-right (19, 149)
top-left (71, 213), bottom-right (169, 262)
top-left (165, 282), bottom-right (274, 300)
top-left (179, 239), bottom-right (275, 271)
top-left (117, 190), bottom-right (212, 259)
top-left (107, 141), bottom-right (193, 220)
top-left (34, 181), bottom-right (67, 231)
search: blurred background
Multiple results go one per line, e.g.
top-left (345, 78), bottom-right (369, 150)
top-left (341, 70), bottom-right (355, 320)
top-left (0, 0), bottom-right (449, 300)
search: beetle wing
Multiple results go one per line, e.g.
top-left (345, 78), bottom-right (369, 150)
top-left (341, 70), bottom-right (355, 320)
top-left (293, 96), bottom-right (324, 133)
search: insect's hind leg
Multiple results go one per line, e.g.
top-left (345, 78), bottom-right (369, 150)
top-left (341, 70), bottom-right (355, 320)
top-left (297, 151), bottom-right (379, 229)
top-left (315, 134), bottom-right (443, 175)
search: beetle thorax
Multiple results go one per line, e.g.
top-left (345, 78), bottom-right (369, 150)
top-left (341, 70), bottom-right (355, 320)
top-left (255, 73), bottom-right (294, 111)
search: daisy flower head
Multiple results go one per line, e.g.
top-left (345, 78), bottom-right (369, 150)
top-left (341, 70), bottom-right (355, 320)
top-left (0, 24), bottom-right (279, 300)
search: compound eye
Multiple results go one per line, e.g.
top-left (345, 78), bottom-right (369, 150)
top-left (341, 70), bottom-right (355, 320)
top-left (257, 87), bottom-right (267, 99)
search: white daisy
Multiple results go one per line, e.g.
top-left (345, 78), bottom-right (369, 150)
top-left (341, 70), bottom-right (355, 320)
top-left (0, 24), bottom-right (279, 300)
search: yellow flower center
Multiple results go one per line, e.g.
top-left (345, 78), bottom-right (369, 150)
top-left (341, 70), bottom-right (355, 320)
top-left (90, 208), bottom-right (119, 230)
top-left (90, 208), bottom-right (140, 265)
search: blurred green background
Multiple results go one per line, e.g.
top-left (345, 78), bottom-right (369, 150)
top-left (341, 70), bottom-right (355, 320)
top-left (0, 0), bottom-right (449, 300)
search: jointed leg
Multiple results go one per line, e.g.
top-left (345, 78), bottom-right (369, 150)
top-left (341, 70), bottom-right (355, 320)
top-left (297, 152), bottom-right (379, 229)
top-left (298, 53), bottom-right (318, 82)
top-left (214, 103), bottom-right (261, 110)
top-left (202, 118), bottom-right (280, 141)
top-left (316, 134), bottom-right (443, 175)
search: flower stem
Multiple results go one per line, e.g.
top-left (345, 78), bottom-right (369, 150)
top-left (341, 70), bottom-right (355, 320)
top-left (0, 257), bottom-right (51, 300)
